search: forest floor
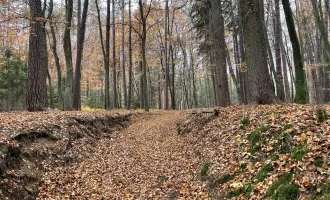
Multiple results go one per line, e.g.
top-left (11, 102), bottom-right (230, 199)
top-left (2, 104), bottom-right (330, 199)
top-left (37, 111), bottom-right (210, 199)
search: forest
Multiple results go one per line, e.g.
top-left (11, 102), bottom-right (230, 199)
top-left (0, 0), bottom-right (326, 112)
top-left (3, 0), bottom-right (330, 199)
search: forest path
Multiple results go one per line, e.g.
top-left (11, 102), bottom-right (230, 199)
top-left (38, 111), bottom-right (210, 199)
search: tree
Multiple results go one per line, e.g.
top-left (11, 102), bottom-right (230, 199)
top-left (48, 0), bottom-right (64, 110)
top-left (282, 0), bottom-right (307, 103)
top-left (73, 0), bottom-right (89, 110)
top-left (121, 0), bottom-right (127, 108)
top-left (137, 0), bottom-right (153, 111)
top-left (239, 0), bottom-right (276, 104)
top-left (127, 0), bottom-right (133, 109)
top-left (95, 0), bottom-right (111, 110)
top-left (274, 0), bottom-right (285, 101)
top-left (27, 0), bottom-right (48, 111)
top-left (164, 0), bottom-right (169, 109)
top-left (63, 0), bottom-right (74, 110)
top-left (112, 0), bottom-right (118, 108)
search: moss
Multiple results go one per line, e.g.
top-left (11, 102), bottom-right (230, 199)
top-left (291, 143), bottom-right (308, 161)
top-left (215, 173), bottom-right (233, 184)
top-left (239, 162), bottom-right (247, 171)
top-left (318, 108), bottom-right (328, 123)
top-left (227, 184), bottom-right (254, 199)
top-left (264, 172), bottom-right (293, 198)
top-left (244, 183), bottom-right (254, 197)
top-left (259, 124), bottom-right (270, 132)
top-left (314, 158), bottom-right (324, 167)
top-left (240, 117), bottom-right (250, 130)
top-left (256, 163), bottom-right (273, 182)
top-left (248, 130), bottom-right (261, 146)
top-left (274, 184), bottom-right (299, 200)
top-left (201, 160), bottom-right (210, 177)
top-left (278, 133), bottom-right (291, 154)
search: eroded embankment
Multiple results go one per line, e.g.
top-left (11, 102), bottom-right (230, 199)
top-left (0, 110), bottom-right (145, 200)
top-left (178, 104), bottom-right (330, 199)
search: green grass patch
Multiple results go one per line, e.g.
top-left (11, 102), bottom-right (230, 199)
top-left (318, 108), bottom-right (328, 123)
top-left (314, 158), bottom-right (324, 167)
top-left (226, 183), bottom-right (254, 199)
top-left (259, 124), bottom-right (270, 132)
top-left (291, 143), bottom-right (308, 161)
top-left (256, 163), bottom-right (273, 182)
top-left (240, 117), bottom-right (250, 130)
top-left (264, 172), bottom-right (293, 198)
top-left (201, 160), bottom-right (210, 177)
top-left (273, 184), bottom-right (299, 200)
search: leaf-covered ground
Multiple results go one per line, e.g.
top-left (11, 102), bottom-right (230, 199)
top-left (2, 104), bottom-right (330, 199)
top-left (37, 111), bottom-right (210, 199)
top-left (179, 104), bottom-right (330, 199)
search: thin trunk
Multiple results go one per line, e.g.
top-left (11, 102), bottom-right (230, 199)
top-left (121, 0), bottom-right (127, 108)
top-left (127, 0), bottom-right (133, 109)
top-left (282, 0), bottom-right (307, 103)
top-left (63, 0), bottom-right (73, 110)
top-left (275, 0), bottom-right (285, 100)
top-left (164, 0), bottom-right (169, 109)
top-left (49, 0), bottom-right (64, 109)
top-left (112, 0), bottom-right (118, 108)
top-left (73, 0), bottom-right (89, 110)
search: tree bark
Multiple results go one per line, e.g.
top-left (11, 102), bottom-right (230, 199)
top-left (112, 0), bottom-right (118, 108)
top-left (27, 0), bottom-right (48, 111)
top-left (282, 0), bottom-right (307, 103)
top-left (274, 0), bottom-right (285, 101)
top-left (127, 0), bottom-right (133, 109)
top-left (63, 0), bottom-right (73, 110)
top-left (73, 0), bottom-right (89, 110)
top-left (239, 0), bottom-right (276, 104)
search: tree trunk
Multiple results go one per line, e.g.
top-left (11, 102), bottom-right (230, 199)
top-left (27, 0), bottom-right (48, 111)
top-left (239, 0), bottom-right (276, 104)
top-left (274, 0), bottom-right (285, 101)
top-left (112, 0), bottom-right (118, 108)
top-left (282, 0), bottom-right (307, 103)
top-left (48, 0), bottom-right (64, 109)
top-left (121, 0), bottom-right (127, 108)
top-left (164, 0), bottom-right (169, 109)
top-left (209, 0), bottom-right (230, 106)
top-left (63, 0), bottom-right (73, 110)
top-left (73, 0), bottom-right (89, 110)
top-left (127, 0), bottom-right (133, 109)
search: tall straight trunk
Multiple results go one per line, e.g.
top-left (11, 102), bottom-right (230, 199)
top-left (280, 37), bottom-right (291, 102)
top-left (63, 0), bottom-right (73, 110)
top-left (49, 0), bottom-right (63, 109)
top-left (27, 0), bottom-right (48, 111)
top-left (239, 0), bottom-right (276, 104)
top-left (127, 0), bottom-right (133, 109)
top-left (112, 0), bottom-right (118, 108)
top-left (164, 0), bottom-right (169, 109)
top-left (73, 0), bottom-right (89, 110)
top-left (275, 0), bottom-right (285, 100)
top-left (170, 45), bottom-right (176, 109)
top-left (95, 0), bottom-right (110, 109)
top-left (324, 0), bottom-right (330, 102)
top-left (138, 0), bottom-right (150, 111)
top-left (210, 0), bottom-right (230, 106)
top-left (121, 0), bottom-right (127, 108)
top-left (282, 0), bottom-right (307, 103)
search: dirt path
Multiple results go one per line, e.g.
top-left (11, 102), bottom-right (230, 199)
top-left (38, 111), bottom-right (210, 199)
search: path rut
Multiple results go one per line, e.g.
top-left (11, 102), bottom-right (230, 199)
top-left (38, 111), bottom-right (210, 199)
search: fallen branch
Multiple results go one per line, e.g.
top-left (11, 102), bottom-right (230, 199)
top-left (190, 109), bottom-right (219, 116)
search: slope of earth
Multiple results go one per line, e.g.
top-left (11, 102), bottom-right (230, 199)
top-left (179, 104), bottom-right (330, 199)
top-left (37, 111), bottom-right (210, 199)
top-left (0, 110), bottom-right (147, 199)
